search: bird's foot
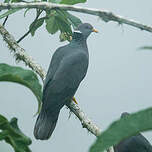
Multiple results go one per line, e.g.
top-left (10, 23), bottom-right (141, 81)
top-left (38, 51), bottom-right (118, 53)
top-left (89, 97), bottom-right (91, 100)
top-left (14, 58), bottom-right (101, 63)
top-left (72, 97), bottom-right (78, 104)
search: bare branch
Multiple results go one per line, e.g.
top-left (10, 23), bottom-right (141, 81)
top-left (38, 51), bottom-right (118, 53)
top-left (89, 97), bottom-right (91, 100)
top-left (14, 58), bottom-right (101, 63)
top-left (0, 2), bottom-right (152, 33)
top-left (2, 16), bottom-right (8, 26)
top-left (17, 9), bottom-right (43, 43)
top-left (0, 24), bottom-right (45, 80)
top-left (0, 23), bottom-right (114, 152)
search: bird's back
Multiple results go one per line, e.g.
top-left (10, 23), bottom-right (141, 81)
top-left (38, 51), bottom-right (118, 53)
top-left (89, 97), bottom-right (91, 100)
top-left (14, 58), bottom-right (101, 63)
top-left (114, 134), bottom-right (152, 152)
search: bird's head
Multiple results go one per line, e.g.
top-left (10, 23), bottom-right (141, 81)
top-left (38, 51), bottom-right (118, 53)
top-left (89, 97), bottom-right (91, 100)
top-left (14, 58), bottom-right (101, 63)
top-left (74, 23), bottom-right (98, 39)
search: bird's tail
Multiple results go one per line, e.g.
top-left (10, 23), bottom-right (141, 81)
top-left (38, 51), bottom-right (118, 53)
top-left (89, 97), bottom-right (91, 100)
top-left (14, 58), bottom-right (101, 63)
top-left (34, 110), bottom-right (59, 140)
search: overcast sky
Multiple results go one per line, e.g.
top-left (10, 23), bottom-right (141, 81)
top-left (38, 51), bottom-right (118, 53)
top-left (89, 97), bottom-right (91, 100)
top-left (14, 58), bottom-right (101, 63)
top-left (1, 0), bottom-right (152, 152)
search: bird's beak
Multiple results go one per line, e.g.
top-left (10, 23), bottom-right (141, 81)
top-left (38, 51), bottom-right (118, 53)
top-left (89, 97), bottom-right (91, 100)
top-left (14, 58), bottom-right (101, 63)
top-left (92, 28), bottom-right (98, 33)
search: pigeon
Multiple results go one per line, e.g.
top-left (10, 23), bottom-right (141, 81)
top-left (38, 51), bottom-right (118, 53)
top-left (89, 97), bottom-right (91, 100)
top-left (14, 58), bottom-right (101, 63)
top-left (34, 23), bottom-right (98, 140)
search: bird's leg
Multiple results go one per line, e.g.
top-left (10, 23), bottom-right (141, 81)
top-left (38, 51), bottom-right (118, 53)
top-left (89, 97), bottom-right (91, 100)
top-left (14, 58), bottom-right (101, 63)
top-left (72, 97), bottom-right (78, 104)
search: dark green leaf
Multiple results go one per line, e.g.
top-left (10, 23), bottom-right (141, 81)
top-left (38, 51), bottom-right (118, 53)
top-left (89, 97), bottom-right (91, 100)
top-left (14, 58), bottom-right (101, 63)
top-left (0, 63), bottom-right (42, 114)
top-left (62, 11), bottom-right (82, 29)
top-left (0, 9), bottom-right (20, 19)
top-left (4, 0), bottom-right (10, 2)
top-left (0, 114), bottom-right (32, 152)
top-left (60, 0), bottom-right (86, 5)
top-left (139, 46), bottom-right (152, 50)
top-left (30, 17), bottom-right (45, 36)
top-left (45, 14), bottom-right (59, 34)
top-left (55, 13), bottom-right (72, 40)
top-left (90, 107), bottom-right (152, 152)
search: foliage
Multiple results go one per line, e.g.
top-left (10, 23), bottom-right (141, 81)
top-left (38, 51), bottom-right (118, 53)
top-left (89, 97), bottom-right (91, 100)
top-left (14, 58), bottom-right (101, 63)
top-left (0, 63), bottom-right (42, 114)
top-left (0, 0), bottom-right (83, 41)
top-left (139, 46), bottom-right (152, 50)
top-left (89, 107), bottom-right (152, 152)
top-left (0, 114), bottom-right (32, 152)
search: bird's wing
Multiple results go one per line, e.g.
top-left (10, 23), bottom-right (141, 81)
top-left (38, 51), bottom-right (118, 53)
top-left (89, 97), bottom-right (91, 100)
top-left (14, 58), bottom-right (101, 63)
top-left (43, 46), bottom-right (65, 90)
top-left (50, 51), bottom-right (88, 93)
top-left (42, 51), bottom-right (88, 111)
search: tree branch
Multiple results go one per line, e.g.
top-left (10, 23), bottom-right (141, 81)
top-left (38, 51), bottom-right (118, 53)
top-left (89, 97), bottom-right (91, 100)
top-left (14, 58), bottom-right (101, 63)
top-left (0, 23), bottom-right (114, 152)
top-left (0, 24), bottom-right (45, 80)
top-left (17, 9), bottom-right (43, 43)
top-left (0, 2), bottom-right (152, 33)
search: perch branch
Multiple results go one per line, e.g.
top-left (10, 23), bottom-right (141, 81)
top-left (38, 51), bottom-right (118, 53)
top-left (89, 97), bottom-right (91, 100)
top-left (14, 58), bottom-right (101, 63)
top-left (0, 2), bottom-right (152, 33)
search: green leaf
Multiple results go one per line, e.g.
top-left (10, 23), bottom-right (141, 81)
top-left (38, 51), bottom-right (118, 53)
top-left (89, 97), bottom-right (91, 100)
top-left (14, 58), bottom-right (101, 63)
top-left (60, 0), bottom-right (86, 5)
top-left (4, 0), bottom-right (10, 2)
top-left (0, 114), bottom-right (32, 152)
top-left (30, 17), bottom-right (45, 36)
top-left (0, 63), bottom-right (42, 114)
top-left (62, 11), bottom-right (82, 29)
top-left (89, 107), bottom-right (152, 152)
top-left (0, 9), bottom-right (20, 19)
top-left (139, 46), bottom-right (152, 50)
top-left (45, 14), bottom-right (59, 34)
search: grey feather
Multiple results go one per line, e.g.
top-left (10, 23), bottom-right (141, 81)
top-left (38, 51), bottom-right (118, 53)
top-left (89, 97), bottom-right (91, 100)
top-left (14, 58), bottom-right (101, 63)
top-left (34, 23), bottom-right (95, 140)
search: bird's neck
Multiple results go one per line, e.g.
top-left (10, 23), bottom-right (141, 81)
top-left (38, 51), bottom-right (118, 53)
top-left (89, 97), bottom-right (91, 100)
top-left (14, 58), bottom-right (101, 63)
top-left (71, 32), bottom-right (87, 44)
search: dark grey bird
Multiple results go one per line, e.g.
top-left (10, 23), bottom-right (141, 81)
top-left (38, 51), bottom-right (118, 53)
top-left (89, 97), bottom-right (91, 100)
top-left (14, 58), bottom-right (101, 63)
top-left (114, 112), bottom-right (152, 152)
top-left (34, 23), bottom-right (98, 140)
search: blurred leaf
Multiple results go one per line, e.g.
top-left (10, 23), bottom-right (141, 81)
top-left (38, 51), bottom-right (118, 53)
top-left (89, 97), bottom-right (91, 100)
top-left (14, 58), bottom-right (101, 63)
top-left (30, 17), bottom-right (45, 36)
top-left (0, 63), bottom-right (42, 114)
top-left (60, 0), bottom-right (86, 5)
top-left (89, 107), bottom-right (152, 152)
top-left (0, 114), bottom-right (32, 152)
top-left (45, 14), bottom-right (59, 34)
top-left (4, 0), bottom-right (10, 2)
top-left (55, 11), bottom-right (72, 41)
top-left (45, 10), bottom-right (77, 41)
top-left (61, 11), bottom-right (82, 29)
top-left (0, 9), bottom-right (20, 19)
top-left (24, 8), bottom-right (31, 17)
top-left (11, 0), bottom-right (22, 2)
top-left (139, 46), bottom-right (152, 50)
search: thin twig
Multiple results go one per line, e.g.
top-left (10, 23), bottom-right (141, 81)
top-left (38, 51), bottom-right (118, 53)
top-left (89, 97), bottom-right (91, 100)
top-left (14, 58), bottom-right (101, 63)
top-left (2, 16), bottom-right (8, 26)
top-left (0, 24), bottom-right (45, 80)
top-left (0, 2), bottom-right (152, 33)
top-left (0, 23), bottom-right (114, 152)
top-left (17, 9), bottom-right (43, 43)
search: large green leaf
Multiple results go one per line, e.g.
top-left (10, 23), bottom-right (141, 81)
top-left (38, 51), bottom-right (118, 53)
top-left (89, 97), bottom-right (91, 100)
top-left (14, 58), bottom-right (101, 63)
top-left (30, 17), bottom-right (45, 36)
top-left (60, 0), bottom-right (86, 5)
top-left (89, 107), bottom-right (152, 152)
top-left (0, 63), bottom-right (42, 114)
top-left (0, 114), bottom-right (32, 152)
